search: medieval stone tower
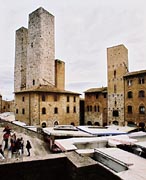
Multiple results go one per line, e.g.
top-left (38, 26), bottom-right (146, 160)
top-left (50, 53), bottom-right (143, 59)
top-left (14, 27), bottom-right (28, 91)
top-left (14, 7), bottom-right (55, 91)
top-left (14, 7), bottom-right (80, 126)
top-left (107, 44), bottom-right (128, 125)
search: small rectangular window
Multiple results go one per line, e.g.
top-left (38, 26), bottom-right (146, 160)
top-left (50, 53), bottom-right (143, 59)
top-left (114, 85), bottom-right (116, 93)
top-left (42, 94), bottom-right (46, 101)
top-left (22, 108), bottom-right (25, 114)
top-left (74, 96), bottom-right (76, 102)
top-left (96, 94), bottom-right (99, 99)
top-left (67, 96), bottom-right (70, 102)
top-left (67, 106), bottom-right (70, 113)
top-left (113, 110), bottom-right (119, 117)
top-left (73, 106), bottom-right (76, 113)
top-left (54, 95), bottom-right (57, 101)
top-left (128, 106), bottom-right (132, 114)
top-left (33, 80), bottom-right (35, 85)
top-left (54, 107), bottom-right (58, 114)
top-left (103, 93), bottom-right (107, 98)
top-left (16, 109), bottom-right (18, 114)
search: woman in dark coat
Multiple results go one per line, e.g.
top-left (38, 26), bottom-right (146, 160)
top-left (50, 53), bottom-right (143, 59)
top-left (26, 140), bottom-right (32, 156)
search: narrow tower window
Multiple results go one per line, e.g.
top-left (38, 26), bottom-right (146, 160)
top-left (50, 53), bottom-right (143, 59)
top-left (114, 70), bottom-right (116, 78)
top-left (42, 94), bottom-right (46, 101)
top-left (54, 107), bottom-right (58, 114)
top-left (33, 80), bottom-right (35, 85)
top-left (42, 107), bottom-right (46, 114)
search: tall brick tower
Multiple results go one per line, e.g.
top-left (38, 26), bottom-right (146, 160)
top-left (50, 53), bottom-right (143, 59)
top-left (26, 7), bottom-right (55, 89)
top-left (107, 44), bottom-right (128, 125)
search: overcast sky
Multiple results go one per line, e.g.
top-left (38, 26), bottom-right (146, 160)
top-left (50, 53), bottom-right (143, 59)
top-left (1, 0), bottom-right (146, 100)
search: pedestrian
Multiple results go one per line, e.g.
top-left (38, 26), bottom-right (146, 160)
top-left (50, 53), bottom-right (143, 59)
top-left (26, 140), bottom-right (32, 156)
top-left (20, 137), bottom-right (24, 154)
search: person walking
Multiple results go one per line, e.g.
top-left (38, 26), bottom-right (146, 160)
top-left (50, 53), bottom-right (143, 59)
top-left (26, 140), bottom-right (32, 156)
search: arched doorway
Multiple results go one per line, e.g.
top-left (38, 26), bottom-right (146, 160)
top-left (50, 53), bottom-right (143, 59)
top-left (87, 121), bottom-right (92, 125)
top-left (139, 122), bottom-right (145, 131)
top-left (71, 122), bottom-right (75, 126)
top-left (94, 122), bottom-right (100, 126)
top-left (42, 122), bottom-right (47, 128)
top-left (54, 121), bottom-right (59, 126)
top-left (113, 120), bottom-right (119, 125)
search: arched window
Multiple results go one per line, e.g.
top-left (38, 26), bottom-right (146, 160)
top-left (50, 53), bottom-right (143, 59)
top-left (42, 107), bottom-right (46, 114)
top-left (139, 106), bottom-right (145, 114)
top-left (139, 90), bottom-right (145, 98)
top-left (127, 91), bottom-right (133, 98)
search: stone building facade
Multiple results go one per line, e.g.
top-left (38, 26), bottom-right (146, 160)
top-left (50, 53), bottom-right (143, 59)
top-left (2, 100), bottom-right (14, 113)
top-left (124, 70), bottom-right (146, 127)
top-left (14, 7), bottom-right (80, 127)
top-left (85, 44), bottom-right (146, 127)
top-left (107, 45), bottom-right (128, 125)
top-left (0, 94), bottom-right (14, 113)
top-left (84, 87), bottom-right (107, 126)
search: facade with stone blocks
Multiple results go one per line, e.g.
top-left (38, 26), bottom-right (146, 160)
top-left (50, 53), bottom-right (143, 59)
top-left (0, 94), bottom-right (14, 113)
top-left (84, 87), bottom-right (107, 126)
top-left (107, 44), bottom-right (128, 125)
top-left (14, 7), bottom-right (80, 127)
top-left (85, 44), bottom-right (146, 127)
top-left (124, 70), bottom-right (146, 127)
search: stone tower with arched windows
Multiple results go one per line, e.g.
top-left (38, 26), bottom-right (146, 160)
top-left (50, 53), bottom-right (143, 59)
top-left (107, 44), bottom-right (128, 125)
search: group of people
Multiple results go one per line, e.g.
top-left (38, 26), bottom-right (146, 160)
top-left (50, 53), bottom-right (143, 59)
top-left (0, 125), bottom-right (32, 159)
